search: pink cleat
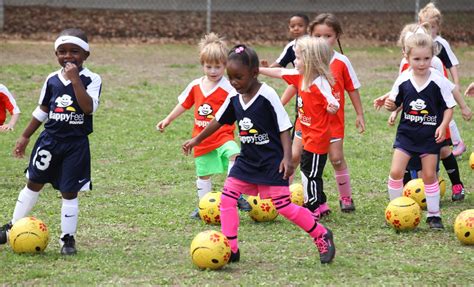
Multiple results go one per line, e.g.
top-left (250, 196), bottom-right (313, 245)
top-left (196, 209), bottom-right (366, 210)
top-left (451, 184), bottom-right (465, 201)
top-left (452, 141), bottom-right (466, 157)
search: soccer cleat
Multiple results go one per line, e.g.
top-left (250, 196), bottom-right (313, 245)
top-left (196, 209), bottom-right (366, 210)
top-left (237, 196), bottom-right (252, 212)
top-left (426, 216), bottom-right (444, 230)
top-left (452, 141), bottom-right (466, 157)
top-left (339, 197), bottom-right (356, 212)
top-left (314, 228), bottom-right (336, 264)
top-left (229, 249), bottom-right (240, 263)
top-left (451, 184), bottom-right (465, 201)
top-left (189, 208), bottom-right (201, 220)
top-left (312, 204), bottom-right (331, 221)
top-left (60, 234), bottom-right (77, 255)
top-left (0, 222), bottom-right (12, 245)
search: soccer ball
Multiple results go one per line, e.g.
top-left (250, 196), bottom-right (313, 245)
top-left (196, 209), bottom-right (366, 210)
top-left (289, 183), bottom-right (304, 206)
top-left (454, 209), bottom-right (474, 245)
top-left (403, 178), bottom-right (426, 209)
top-left (248, 195), bottom-right (278, 222)
top-left (470, 152), bottom-right (474, 169)
top-left (8, 216), bottom-right (49, 253)
top-left (385, 197), bottom-right (421, 231)
top-left (198, 191), bottom-right (222, 225)
top-left (190, 230), bottom-right (231, 270)
top-left (438, 176), bottom-right (446, 198)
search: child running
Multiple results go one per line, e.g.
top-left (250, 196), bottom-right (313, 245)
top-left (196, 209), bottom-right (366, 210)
top-left (0, 84), bottom-right (20, 132)
top-left (156, 33), bottom-right (251, 219)
top-left (0, 28), bottom-right (102, 254)
top-left (260, 36), bottom-right (341, 220)
top-left (384, 32), bottom-right (456, 229)
top-left (183, 44), bottom-right (336, 264)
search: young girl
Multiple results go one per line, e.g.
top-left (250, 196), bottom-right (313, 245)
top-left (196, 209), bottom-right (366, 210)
top-left (307, 13), bottom-right (365, 215)
top-left (156, 33), bottom-right (250, 219)
top-left (0, 84), bottom-right (20, 132)
top-left (384, 33), bottom-right (456, 229)
top-left (419, 2), bottom-right (466, 157)
top-left (183, 44), bottom-right (336, 264)
top-left (260, 36), bottom-right (340, 220)
top-left (0, 28), bottom-right (102, 254)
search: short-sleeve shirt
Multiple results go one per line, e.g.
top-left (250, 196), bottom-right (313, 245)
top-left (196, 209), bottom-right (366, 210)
top-left (40, 67), bottom-right (101, 139)
top-left (281, 69), bottom-right (339, 154)
top-left (178, 76), bottom-right (235, 157)
top-left (0, 84), bottom-right (20, 125)
top-left (389, 68), bottom-right (456, 154)
top-left (434, 35), bottom-right (459, 69)
top-left (215, 83), bottom-right (292, 186)
top-left (329, 51), bottom-right (361, 138)
top-left (275, 40), bottom-right (296, 68)
top-left (399, 56), bottom-right (447, 77)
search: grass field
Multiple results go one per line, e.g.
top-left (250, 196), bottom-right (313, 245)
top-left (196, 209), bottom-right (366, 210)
top-left (0, 41), bottom-right (473, 285)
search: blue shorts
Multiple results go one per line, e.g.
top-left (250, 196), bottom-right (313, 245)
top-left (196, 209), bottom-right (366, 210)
top-left (26, 131), bottom-right (91, 192)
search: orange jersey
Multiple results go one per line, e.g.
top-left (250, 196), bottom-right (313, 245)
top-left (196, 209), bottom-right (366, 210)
top-left (329, 51), bottom-right (361, 138)
top-left (178, 77), bottom-right (235, 157)
top-left (0, 84), bottom-right (20, 125)
top-left (282, 70), bottom-right (339, 154)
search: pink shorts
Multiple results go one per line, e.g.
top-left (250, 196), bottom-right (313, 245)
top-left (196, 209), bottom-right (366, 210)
top-left (224, 177), bottom-right (290, 199)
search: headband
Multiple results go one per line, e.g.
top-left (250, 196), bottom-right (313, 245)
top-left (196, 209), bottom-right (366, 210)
top-left (404, 27), bottom-right (426, 42)
top-left (54, 35), bottom-right (90, 52)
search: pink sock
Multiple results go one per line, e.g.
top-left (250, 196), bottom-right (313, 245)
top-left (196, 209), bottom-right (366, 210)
top-left (272, 195), bottom-right (327, 238)
top-left (388, 176), bottom-right (403, 201)
top-left (335, 168), bottom-right (352, 198)
top-left (220, 186), bottom-right (241, 253)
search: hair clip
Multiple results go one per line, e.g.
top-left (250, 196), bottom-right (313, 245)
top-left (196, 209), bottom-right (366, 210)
top-left (235, 46), bottom-right (245, 54)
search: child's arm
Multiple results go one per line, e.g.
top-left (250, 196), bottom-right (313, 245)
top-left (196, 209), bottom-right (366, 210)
top-left (451, 88), bottom-right (472, 121)
top-left (13, 105), bottom-right (48, 158)
top-left (182, 118), bottom-right (223, 155)
top-left (156, 104), bottom-right (187, 132)
top-left (280, 85), bottom-right (297, 106)
top-left (348, 89), bottom-right (365, 133)
top-left (279, 129), bottom-right (294, 180)
top-left (448, 66), bottom-right (460, 92)
top-left (0, 112), bottom-right (20, 132)
top-left (64, 62), bottom-right (94, 114)
top-left (464, 82), bottom-right (474, 97)
top-left (435, 108), bottom-right (453, 144)
top-left (374, 92), bottom-right (390, 110)
top-left (388, 106), bottom-right (402, 126)
top-left (259, 67), bottom-right (284, 79)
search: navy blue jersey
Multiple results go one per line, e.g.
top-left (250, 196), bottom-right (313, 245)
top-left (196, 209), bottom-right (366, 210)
top-left (275, 40), bottom-right (296, 68)
top-left (39, 67), bottom-right (101, 139)
top-left (389, 68), bottom-right (456, 154)
top-left (434, 35), bottom-right (459, 69)
top-left (215, 83), bottom-right (292, 186)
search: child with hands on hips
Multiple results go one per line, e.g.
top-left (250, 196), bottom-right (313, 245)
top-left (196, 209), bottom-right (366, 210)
top-left (0, 84), bottom-right (20, 132)
top-left (260, 36), bottom-right (341, 221)
top-left (0, 28), bottom-right (102, 255)
top-left (183, 44), bottom-right (336, 264)
top-left (384, 32), bottom-right (456, 229)
top-left (156, 33), bottom-right (251, 219)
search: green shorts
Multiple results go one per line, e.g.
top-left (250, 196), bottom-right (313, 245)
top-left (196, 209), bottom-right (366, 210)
top-left (195, 141), bottom-right (240, 176)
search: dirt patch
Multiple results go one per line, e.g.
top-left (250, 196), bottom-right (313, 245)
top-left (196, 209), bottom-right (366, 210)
top-left (1, 5), bottom-right (473, 46)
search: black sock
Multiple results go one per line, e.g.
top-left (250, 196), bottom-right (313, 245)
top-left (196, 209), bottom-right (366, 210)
top-left (442, 153), bottom-right (463, 186)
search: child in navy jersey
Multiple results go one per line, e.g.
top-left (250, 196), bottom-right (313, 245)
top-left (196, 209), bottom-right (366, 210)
top-left (384, 33), bottom-right (456, 230)
top-left (183, 44), bottom-right (336, 264)
top-left (0, 28), bottom-right (102, 255)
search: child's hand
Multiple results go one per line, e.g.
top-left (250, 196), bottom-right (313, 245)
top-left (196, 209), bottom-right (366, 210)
top-left (182, 138), bottom-right (197, 156)
top-left (384, 99), bottom-right (397, 111)
top-left (460, 105), bottom-right (472, 121)
top-left (327, 103), bottom-right (338, 114)
top-left (279, 158), bottom-right (294, 180)
top-left (156, 118), bottom-right (170, 132)
top-left (13, 136), bottom-right (29, 158)
top-left (260, 60), bottom-right (269, 68)
top-left (465, 82), bottom-right (474, 97)
top-left (373, 95), bottom-right (389, 110)
top-left (388, 111), bottom-right (398, 126)
top-left (355, 114), bottom-right (365, 133)
top-left (435, 126), bottom-right (446, 143)
top-left (63, 62), bottom-right (80, 82)
top-left (0, 124), bottom-right (14, 132)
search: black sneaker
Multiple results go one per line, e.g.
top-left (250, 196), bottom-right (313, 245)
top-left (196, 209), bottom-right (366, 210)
top-left (339, 197), bottom-right (356, 213)
top-left (237, 196), bottom-right (252, 212)
top-left (229, 249), bottom-right (240, 263)
top-left (426, 216), bottom-right (444, 230)
top-left (314, 228), bottom-right (336, 264)
top-left (60, 234), bottom-right (77, 255)
top-left (0, 222), bottom-right (12, 245)
top-left (189, 208), bottom-right (200, 220)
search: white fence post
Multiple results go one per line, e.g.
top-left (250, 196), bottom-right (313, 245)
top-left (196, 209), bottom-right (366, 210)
top-left (0, 0), bottom-right (4, 32)
top-left (206, 0), bottom-right (211, 33)
top-left (415, 0), bottom-right (420, 22)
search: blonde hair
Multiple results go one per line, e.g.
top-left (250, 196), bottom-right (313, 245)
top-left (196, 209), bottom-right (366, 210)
top-left (404, 33), bottom-right (436, 58)
top-left (418, 3), bottom-right (442, 27)
top-left (398, 22), bottom-right (432, 50)
top-left (296, 36), bottom-right (334, 92)
top-left (198, 32), bottom-right (228, 65)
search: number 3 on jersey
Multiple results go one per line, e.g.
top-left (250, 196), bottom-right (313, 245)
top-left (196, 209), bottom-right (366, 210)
top-left (32, 148), bottom-right (52, 171)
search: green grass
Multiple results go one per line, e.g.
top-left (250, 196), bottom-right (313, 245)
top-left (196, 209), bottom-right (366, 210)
top-left (0, 41), bottom-right (474, 285)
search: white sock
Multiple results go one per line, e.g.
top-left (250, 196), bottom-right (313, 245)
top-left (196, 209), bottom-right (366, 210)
top-left (196, 178), bottom-right (212, 200)
top-left (425, 182), bottom-right (441, 217)
top-left (227, 160), bottom-right (235, 175)
top-left (388, 176), bottom-right (403, 201)
top-left (449, 120), bottom-right (462, 145)
top-left (12, 186), bottom-right (40, 224)
top-left (61, 198), bottom-right (79, 238)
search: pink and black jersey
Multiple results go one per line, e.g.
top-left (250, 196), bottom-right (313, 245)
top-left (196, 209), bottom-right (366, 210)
top-left (178, 76), bottom-right (235, 157)
top-left (215, 83), bottom-right (292, 186)
top-left (389, 68), bottom-right (456, 154)
top-left (434, 35), bottom-right (459, 69)
top-left (0, 84), bottom-right (20, 125)
top-left (329, 51), bottom-right (361, 138)
top-left (40, 67), bottom-right (101, 139)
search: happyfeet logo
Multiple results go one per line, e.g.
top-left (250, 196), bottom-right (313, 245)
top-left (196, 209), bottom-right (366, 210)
top-left (238, 117), bottom-right (269, 145)
top-left (403, 98), bottom-right (437, 126)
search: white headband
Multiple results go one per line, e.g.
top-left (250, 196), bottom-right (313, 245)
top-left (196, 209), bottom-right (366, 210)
top-left (404, 27), bottom-right (427, 42)
top-left (54, 35), bottom-right (90, 52)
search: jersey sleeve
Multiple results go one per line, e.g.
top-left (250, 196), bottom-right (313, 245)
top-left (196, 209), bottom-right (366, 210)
top-left (177, 79), bottom-right (199, 109)
top-left (275, 41), bottom-right (295, 68)
top-left (38, 74), bottom-right (54, 108)
top-left (215, 93), bottom-right (236, 125)
top-left (388, 72), bottom-right (407, 106)
top-left (436, 37), bottom-right (459, 69)
top-left (341, 57), bottom-right (361, 91)
top-left (281, 69), bottom-right (300, 87)
top-left (435, 75), bottom-right (456, 108)
top-left (264, 85), bottom-right (292, 132)
top-left (315, 77), bottom-right (340, 108)
top-left (87, 73), bottom-right (102, 113)
top-left (0, 85), bottom-right (20, 114)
